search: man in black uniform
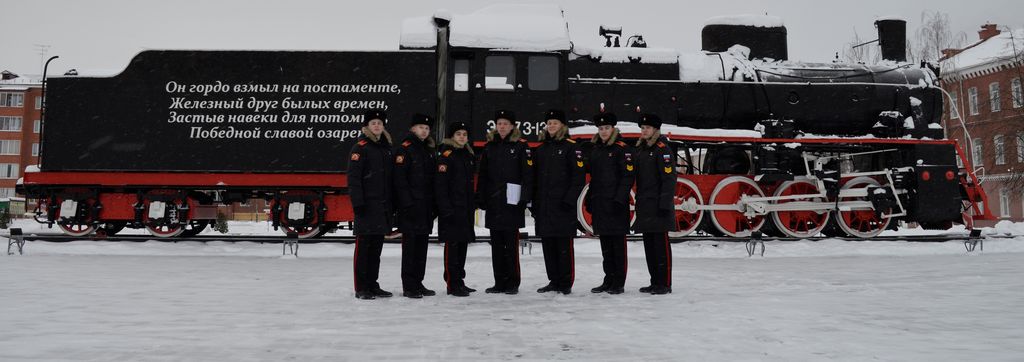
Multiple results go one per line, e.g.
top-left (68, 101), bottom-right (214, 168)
top-left (477, 110), bottom-right (532, 295)
top-left (435, 122), bottom-right (477, 297)
top-left (394, 113), bottom-right (437, 299)
top-left (533, 109), bottom-right (585, 294)
top-left (348, 109), bottom-right (396, 300)
top-left (632, 113), bottom-right (676, 295)
top-left (585, 112), bottom-right (635, 295)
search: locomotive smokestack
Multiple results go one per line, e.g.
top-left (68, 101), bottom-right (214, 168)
top-left (875, 17), bottom-right (907, 62)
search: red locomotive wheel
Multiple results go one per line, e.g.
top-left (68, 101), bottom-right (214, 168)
top-left (835, 177), bottom-right (891, 238)
top-left (280, 224), bottom-right (323, 239)
top-left (770, 179), bottom-right (829, 238)
top-left (708, 176), bottom-right (766, 237)
top-left (575, 184), bottom-right (636, 236)
top-left (671, 178), bottom-right (703, 237)
top-left (58, 222), bottom-right (97, 237)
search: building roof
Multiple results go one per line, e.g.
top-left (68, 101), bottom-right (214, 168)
top-left (940, 28), bottom-right (1024, 79)
top-left (400, 4), bottom-right (570, 51)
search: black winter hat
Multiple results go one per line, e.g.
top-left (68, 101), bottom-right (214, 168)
top-left (363, 109), bottom-right (387, 125)
top-left (544, 109), bottom-right (566, 123)
top-left (411, 113), bottom-right (433, 127)
top-left (447, 121), bottom-right (469, 138)
top-left (638, 113), bottom-right (662, 128)
top-left (593, 112), bottom-right (617, 127)
top-left (494, 109), bottom-right (516, 123)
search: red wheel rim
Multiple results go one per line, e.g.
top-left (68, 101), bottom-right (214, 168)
top-left (710, 176), bottom-right (766, 237)
top-left (58, 223), bottom-right (96, 237)
top-left (146, 224), bottom-right (184, 237)
top-left (674, 178), bottom-right (703, 236)
top-left (281, 225), bottom-right (321, 239)
top-left (837, 177), bottom-right (890, 238)
top-left (576, 184), bottom-right (637, 236)
top-left (772, 180), bottom-right (829, 238)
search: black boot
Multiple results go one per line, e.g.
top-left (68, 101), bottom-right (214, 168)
top-left (463, 286), bottom-right (477, 293)
top-left (639, 285), bottom-right (655, 294)
top-left (606, 287), bottom-right (625, 295)
top-left (403, 290), bottom-right (423, 299)
top-left (556, 287), bottom-right (572, 295)
top-left (537, 283), bottom-right (558, 293)
top-left (485, 285), bottom-right (505, 294)
top-left (371, 288), bottom-right (393, 298)
top-left (447, 288), bottom-right (470, 297)
top-left (355, 291), bottom-right (376, 300)
top-left (418, 287), bottom-right (436, 297)
top-left (648, 286), bottom-right (672, 295)
top-left (503, 288), bottom-right (519, 295)
top-left (591, 283), bottom-right (610, 293)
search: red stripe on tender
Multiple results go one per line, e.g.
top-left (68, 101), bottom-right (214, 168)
top-left (22, 172), bottom-right (347, 188)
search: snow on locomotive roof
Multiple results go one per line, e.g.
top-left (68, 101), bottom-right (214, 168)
top-left (400, 4), bottom-right (571, 51)
top-left (576, 47), bottom-right (679, 64)
top-left (704, 15), bottom-right (785, 28)
top-left (873, 15), bottom-right (908, 22)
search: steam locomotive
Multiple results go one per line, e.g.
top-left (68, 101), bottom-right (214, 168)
top-left (19, 4), bottom-right (991, 239)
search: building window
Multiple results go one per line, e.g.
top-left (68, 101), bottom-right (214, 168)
top-left (31, 143), bottom-right (39, 157)
top-left (0, 163), bottom-right (18, 179)
top-left (527, 56), bottom-right (559, 91)
top-left (949, 91), bottom-right (959, 119)
top-left (35, 96), bottom-right (42, 110)
top-left (33, 120), bottom-right (40, 133)
top-left (990, 82), bottom-right (1001, 112)
top-left (994, 135), bottom-right (1005, 165)
top-left (0, 116), bottom-right (22, 132)
top-left (1018, 132), bottom-right (1024, 162)
top-left (453, 59), bottom-right (469, 92)
top-left (0, 188), bottom-right (14, 198)
top-left (999, 189), bottom-right (1011, 217)
top-left (1013, 78), bottom-right (1023, 108)
top-left (485, 55), bottom-right (515, 91)
top-left (0, 140), bottom-right (20, 155)
top-left (972, 137), bottom-right (983, 166)
top-left (968, 87), bottom-right (979, 115)
top-left (0, 93), bottom-right (24, 107)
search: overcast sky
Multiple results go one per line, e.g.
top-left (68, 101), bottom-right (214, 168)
top-left (4, 0), bottom-right (1022, 75)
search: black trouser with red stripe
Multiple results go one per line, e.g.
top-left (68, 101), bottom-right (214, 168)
top-left (401, 233), bottom-right (429, 292)
top-left (443, 237), bottom-right (469, 292)
top-left (599, 234), bottom-right (628, 288)
top-left (489, 229), bottom-right (521, 290)
top-left (354, 235), bottom-right (384, 292)
top-left (642, 232), bottom-right (672, 288)
top-left (541, 237), bottom-right (575, 289)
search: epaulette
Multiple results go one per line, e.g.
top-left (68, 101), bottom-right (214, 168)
top-left (656, 142), bottom-right (666, 148)
top-left (518, 138), bottom-right (528, 143)
top-left (402, 140), bottom-right (412, 147)
top-left (566, 139), bottom-right (576, 144)
top-left (442, 150), bottom-right (453, 157)
top-left (357, 139), bottom-right (368, 146)
top-left (615, 141), bottom-right (626, 147)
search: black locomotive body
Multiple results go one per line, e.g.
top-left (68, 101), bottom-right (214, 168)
top-left (20, 4), bottom-right (992, 239)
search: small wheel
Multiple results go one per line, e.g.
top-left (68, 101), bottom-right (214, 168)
top-left (58, 222), bottom-right (96, 237)
top-left (708, 176), bottom-right (766, 237)
top-left (670, 177), bottom-right (704, 237)
top-left (835, 177), bottom-right (891, 238)
top-left (281, 224), bottom-right (322, 239)
top-left (770, 179), bottom-right (829, 238)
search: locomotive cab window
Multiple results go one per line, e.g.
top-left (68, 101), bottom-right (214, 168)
top-left (453, 59), bottom-right (470, 92)
top-left (485, 55), bottom-right (515, 91)
top-left (528, 56), bottom-right (559, 91)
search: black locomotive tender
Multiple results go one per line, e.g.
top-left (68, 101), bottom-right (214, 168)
top-left (21, 4), bottom-right (991, 239)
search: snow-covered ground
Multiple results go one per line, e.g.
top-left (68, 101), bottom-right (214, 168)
top-left (2, 220), bottom-right (1023, 361)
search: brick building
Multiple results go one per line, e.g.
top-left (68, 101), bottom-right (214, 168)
top-left (0, 71), bottom-right (43, 215)
top-left (940, 24), bottom-right (1024, 225)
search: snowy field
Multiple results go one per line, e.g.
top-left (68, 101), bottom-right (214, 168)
top-left (2, 220), bottom-right (1023, 361)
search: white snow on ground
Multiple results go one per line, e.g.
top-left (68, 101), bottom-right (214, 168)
top-left (2, 219), bottom-right (1023, 360)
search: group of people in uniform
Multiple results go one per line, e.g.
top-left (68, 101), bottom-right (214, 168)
top-left (347, 108), bottom-right (677, 300)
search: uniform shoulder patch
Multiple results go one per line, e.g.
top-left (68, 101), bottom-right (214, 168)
top-left (656, 141), bottom-right (666, 148)
top-left (615, 141), bottom-right (626, 147)
top-left (402, 140), bottom-right (412, 147)
top-left (350, 153), bottom-right (361, 161)
top-left (442, 150), bottom-right (453, 157)
top-left (395, 155), bottom-right (405, 164)
top-left (519, 138), bottom-right (528, 143)
top-left (437, 164), bottom-right (448, 173)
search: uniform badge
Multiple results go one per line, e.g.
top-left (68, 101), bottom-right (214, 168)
top-left (625, 153), bottom-right (632, 161)
top-left (357, 140), bottom-right (368, 146)
top-left (657, 142), bottom-right (666, 148)
top-left (527, 160), bottom-right (534, 166)
top-left (442, 150), bottom-right (452, 157)
top-left (577, 161), bottom-right (584, 168)
top-left (402, 140), bottom-right (412, 147)
top-left (438, 164), bottom-right (448, 173)
top-left (395, 155), bottom-right (405, 164)
top-left (626, 164), bottom-right (634, 171)
top-left (662, 154), bottom-right (671, 163)
top-left (350, 153), bottom-right (360, 161)
top-left (664, 166), bottom-right (673, 174)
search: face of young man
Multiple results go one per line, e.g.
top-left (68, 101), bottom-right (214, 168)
top-left (452, 130), bottom-right (468, 146)
top-left (641, 125), bottom-right (657, 139)
top-left (545, 119), bottom-right (562, 136)
top-left (598, 125), bottom-right (613, 141)
top-left (496, 119), bottom-right (513, 138)
top-left (367, 119), bottom-right (385, 137)
top-left (410, 124), bottom-right (430, 140)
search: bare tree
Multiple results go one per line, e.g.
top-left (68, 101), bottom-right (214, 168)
top-left (913, 10), bottom-right (967, 64)
top-left (842, 28), bottom-right (881, 64)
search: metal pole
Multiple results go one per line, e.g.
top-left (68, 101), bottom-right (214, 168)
top-left (38, 55), bottom-right (59, 167)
